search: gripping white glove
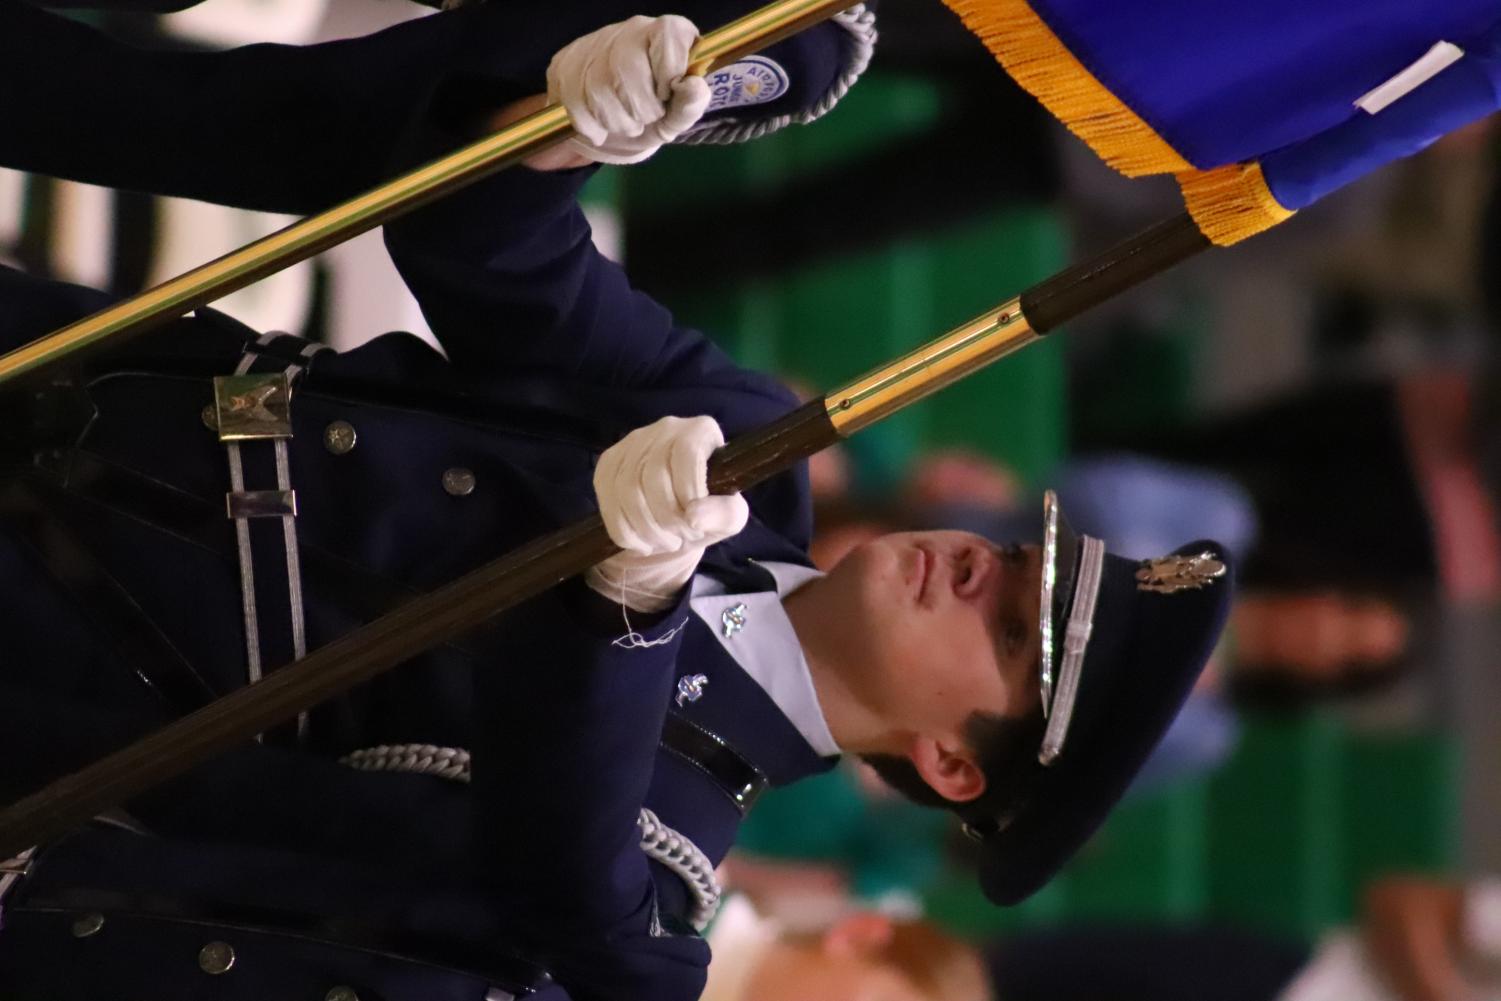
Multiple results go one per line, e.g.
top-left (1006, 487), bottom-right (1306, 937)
top-left (546, 15), bottom-right (711, 165)
top-left (588, 415), bottom-right (749, 612)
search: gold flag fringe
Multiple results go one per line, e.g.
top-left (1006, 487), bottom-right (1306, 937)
top-left (1177, 162), bottom-right (1295, 246)
top-left (940, 0), bottom-right (1191, 177)
top-left (941, 0), bottom-right (1298, 242)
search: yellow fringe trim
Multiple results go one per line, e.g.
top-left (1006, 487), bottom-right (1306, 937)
top-left (1177, 162), bottom-right (1295, 246)
top-left (940, 0), bottom-right (1191, 177)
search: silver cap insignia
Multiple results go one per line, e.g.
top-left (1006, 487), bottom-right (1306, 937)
top-left (1135, 551), bottom-right (1226, 594)
top-left (720, 602), bottom-right (748, 638)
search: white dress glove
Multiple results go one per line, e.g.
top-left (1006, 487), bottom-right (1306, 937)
top-left (588, 415), bottom-right (749, 612)
top-left (546, 15), bottom-right (712, 165)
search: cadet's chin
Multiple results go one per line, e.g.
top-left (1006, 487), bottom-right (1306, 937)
top-left (833, 533), bottom-right (893, 588)
top-left (830, 538), bottom-right (916, 641)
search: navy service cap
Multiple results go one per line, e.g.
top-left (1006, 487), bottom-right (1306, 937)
top-left (968, 490), bottom-right (1233, 905)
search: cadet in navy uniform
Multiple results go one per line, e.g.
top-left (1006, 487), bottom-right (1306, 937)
top-left (0, 7), bottom-right (1232, 1001)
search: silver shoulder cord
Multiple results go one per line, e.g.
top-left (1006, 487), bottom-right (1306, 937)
top-left (340, 744), bottom-right (723, 931)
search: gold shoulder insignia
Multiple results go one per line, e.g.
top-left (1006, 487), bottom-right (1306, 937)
top-left (1135, 551), bottom-right (1226, 594)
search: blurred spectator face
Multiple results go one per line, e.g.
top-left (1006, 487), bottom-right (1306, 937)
top-left (741, 914), bottom-right (988, 1001)
top-left (809, 444), bottom-right (854, 502)
top-left (1233, 592), bottom-right (1410, 679)
top-left (903, 451), bottom-right (1022, 513)
top-left (743, 940), bottom-right (929, 1001)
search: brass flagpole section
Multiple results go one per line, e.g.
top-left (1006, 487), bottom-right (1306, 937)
top-left (0, 0), bottom-right (859, 390)
top-left (0, 213), bottom-right (1211, 858)
top-left (826, 299), bottom-right (1036, 434)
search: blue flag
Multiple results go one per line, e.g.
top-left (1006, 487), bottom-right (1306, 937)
top-left (942, 0), bottom-right (1501, 243)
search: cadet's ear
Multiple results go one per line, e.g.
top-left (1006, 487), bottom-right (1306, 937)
top-left (908, 735), bottom-right (986, 804)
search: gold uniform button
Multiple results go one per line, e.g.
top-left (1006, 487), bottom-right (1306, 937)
top-left (198, 940), bottom-right (236, 975)
top-left (323, 420), bottom-right (357, 455)
top-left (442, 467), bottom-right (476, 497)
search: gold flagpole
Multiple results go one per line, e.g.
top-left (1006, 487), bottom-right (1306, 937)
top-left (0, 0), bottom-right (859, 389)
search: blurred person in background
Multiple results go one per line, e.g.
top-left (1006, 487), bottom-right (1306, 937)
top-left (703, 897), bottom-right (989, 1001)
top-left (699, 873), bottom-right (1501, 1001)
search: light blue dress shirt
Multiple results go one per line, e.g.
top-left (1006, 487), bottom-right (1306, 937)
top-left (688, 561), bottom-right (841, 759)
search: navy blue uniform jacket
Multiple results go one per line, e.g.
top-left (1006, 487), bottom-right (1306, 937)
top-left (0, 4), bottom-right (845, 998)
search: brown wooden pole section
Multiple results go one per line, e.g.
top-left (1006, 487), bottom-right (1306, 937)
top-left (0, 214), bottom-right (1211, 860)
top-left (1019, 213), bottom-right (1209, 333)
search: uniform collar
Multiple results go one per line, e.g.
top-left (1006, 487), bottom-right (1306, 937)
top-left (689, 561), bottom-right (840, 759)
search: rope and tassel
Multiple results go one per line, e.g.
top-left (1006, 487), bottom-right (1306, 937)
top-left (1177, 162), bottom-right (1295, 247)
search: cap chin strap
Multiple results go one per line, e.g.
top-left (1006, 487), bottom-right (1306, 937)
top-left (1038, 535), bottom-right (1105, 765)
top-left (1038, 494), bottom-right (1061, 716)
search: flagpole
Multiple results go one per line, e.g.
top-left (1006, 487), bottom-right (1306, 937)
top-left (0, 213), bottom-right (1211, 859)
top-left (0, 0), bottom-right (860, 390)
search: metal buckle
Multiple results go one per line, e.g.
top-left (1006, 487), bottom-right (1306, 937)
top-left (960, 807), bottom-right (1021, 843)
top-left (213, 373), bottom-right (293, 442)
top-left (225, 489), bottom-right (298, 520)
top-left (0, 855), bottom-right (32, 877)
top-left (960, 820), bottom-right (995, 843)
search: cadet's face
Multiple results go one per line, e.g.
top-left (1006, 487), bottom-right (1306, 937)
top-left (822, 531), bottom-right (1043, 735)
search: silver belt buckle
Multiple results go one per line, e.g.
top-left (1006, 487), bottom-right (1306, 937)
top-left (213, 373), bottom-right (293, 442)
top-left (0, 848), bottom-right (36, 919)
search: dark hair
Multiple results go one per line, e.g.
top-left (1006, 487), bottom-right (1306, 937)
top-left (862, 706), bottom-right (1048, 825)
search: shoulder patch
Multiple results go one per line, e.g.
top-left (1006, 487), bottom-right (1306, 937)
top-left (705, 56), bottom-right (790, 113)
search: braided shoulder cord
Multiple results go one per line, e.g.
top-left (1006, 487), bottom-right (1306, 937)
top-left (674, 4), bottom-right (878, 147)
top-left (339, 743), bottom-right (723, 930)
top-left (341, 743), bottom-right (472, 782)
top-left (635, 808), bottom-right (722, 930)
